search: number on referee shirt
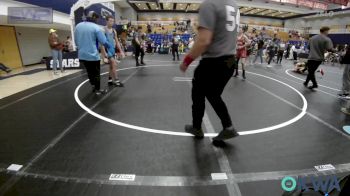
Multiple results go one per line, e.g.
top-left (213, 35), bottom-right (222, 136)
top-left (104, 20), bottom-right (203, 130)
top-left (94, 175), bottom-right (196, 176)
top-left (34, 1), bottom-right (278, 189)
top-left (225, 5), bottom-right (240, 32)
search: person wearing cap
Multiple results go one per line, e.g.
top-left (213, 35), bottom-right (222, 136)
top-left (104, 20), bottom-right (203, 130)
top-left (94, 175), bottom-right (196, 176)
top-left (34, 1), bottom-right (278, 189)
top-left (180, 0), bottom-right (240, 143)
top-left (48, 29), bottom-right (64, 74)
top-left (74, 10), bottom-right (113, 95)
top-left (303, 26), bottom-right (334, 90)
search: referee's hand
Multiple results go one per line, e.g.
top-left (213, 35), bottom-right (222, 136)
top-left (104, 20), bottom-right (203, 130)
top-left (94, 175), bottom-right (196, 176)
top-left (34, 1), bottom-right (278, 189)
top-left (180, 62), bottom-right (188, 73)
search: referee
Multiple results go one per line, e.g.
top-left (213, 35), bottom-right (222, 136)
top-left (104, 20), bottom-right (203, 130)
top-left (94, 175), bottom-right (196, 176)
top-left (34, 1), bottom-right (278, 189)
top-left (180, 0), bottom-right (240, 142)
top-left (75, 11), bottom-right (113, 95)
top-left (303, 26), bottom-right (333, 90)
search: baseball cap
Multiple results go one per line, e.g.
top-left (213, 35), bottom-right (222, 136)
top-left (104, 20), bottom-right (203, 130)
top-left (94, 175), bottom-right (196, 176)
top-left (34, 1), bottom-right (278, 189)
top-left (49, 29), bottom-right (56, 34)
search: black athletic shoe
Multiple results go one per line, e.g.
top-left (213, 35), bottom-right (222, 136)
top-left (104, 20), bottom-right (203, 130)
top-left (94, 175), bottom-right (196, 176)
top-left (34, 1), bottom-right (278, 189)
top-left (308, 85), bottom-right (318, 90)
top-left (338, 93), bottom-right (349, 97)
top-left (212, 126), bottom-right (239, 141)
top-left (141, 62), bottom-right (146, 65)
top-left (303, 82), bottom-right (308, 87)
top-left (185, 125), bottom-right (204, 138)
top-left (212, 140), bottom-right (227, 147)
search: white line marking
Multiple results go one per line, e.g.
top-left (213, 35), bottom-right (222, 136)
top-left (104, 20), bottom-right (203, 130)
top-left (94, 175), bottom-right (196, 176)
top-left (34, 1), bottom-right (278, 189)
top-left (204, 112), bottom-right (242, 196)
top-left (285, 69), bottom-right (340, 91)
top-left (211, 173), bottom-right (228, 180)
top-left (7, 164), bottom-right (22, 172)
top-left (75, 65), bottom-right (308, 137)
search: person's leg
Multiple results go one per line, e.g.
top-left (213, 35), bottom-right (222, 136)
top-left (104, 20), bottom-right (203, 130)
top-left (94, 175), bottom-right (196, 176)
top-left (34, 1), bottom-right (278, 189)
top-left (81, 60), bottom-right (95, 87)
top-left (310, 61), bottom-right (321, 88)
top-left (140, 48), bottom-right (146, 65)
top-left (206, 66), bottom-right (234, 128)
top-left (108, 58), bottom-right (123, 87)
top-left (94, 60), bottom-right (101, 91)
top-left (187, 63), bottom-right (206, 137)
top-left (208, 56), bottom-right (239, 141)
top-left (304, 60), bottom-right (312, 86)
top-left (52, 49), bottom-right (58, 73)
top-left (241, 57), bottom-right (246, 79)
top-left (253, 51), bottom-right (258, 64)
top-left (342, 65), bottom-right (350, 95)
top-left (135, 46), bottom-right (140, 66)
top-left (259, 49), bottom-right (263, 64)
top-left (176, 48), bottom-right (179, 60)
top-left (172, 47), bottom-right (175, 60)
top-left (58, 50), bottom-right (63, 72)
top-left (234, 57), bottom-right (240, 77)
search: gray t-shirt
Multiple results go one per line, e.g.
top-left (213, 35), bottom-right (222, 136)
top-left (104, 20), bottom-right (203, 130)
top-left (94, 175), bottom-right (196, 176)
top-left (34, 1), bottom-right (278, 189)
top-left (308, 34), bottom-right (333, 61)
top-left (199, 0), bottom-right (240, 58)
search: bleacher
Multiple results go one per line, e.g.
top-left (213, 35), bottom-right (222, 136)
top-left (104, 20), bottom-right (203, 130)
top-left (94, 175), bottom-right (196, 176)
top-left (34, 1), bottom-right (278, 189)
top-left (148, 34), bottom-right (191, 45)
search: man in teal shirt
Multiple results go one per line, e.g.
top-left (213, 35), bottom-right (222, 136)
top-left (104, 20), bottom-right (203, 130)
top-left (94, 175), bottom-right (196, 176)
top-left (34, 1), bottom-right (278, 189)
top-left (75, 11), bottom-right (112, 95)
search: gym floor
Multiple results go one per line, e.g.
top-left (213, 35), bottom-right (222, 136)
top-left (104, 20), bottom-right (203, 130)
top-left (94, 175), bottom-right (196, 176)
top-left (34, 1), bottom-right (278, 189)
top-left (0, 54), bottom-right (350, 196)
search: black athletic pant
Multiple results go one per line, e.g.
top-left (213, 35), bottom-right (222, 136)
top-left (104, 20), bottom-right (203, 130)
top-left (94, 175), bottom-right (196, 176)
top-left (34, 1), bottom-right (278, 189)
top-left (135, 45), bottom-right (145, 64)
top-left (172, 45), bottom-right (179, 60)
top-left (277, 50), bottom-right (284, 64)
top-left (293, 52), bottom-right (298, 61)
top-left (268, 52), bottom-right (275, 64)
top-left (304, 60), bottom-right (322, 87)
top-left (192, 55), bottom-right (236, 130)
top-left (80, 60), bottom-right (101, 90)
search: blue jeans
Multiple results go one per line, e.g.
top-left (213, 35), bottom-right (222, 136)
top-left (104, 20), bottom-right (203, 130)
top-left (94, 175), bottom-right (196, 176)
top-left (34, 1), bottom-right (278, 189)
top-left (253, 49), bottom-right (263, 64)
top-left (52, 49), bottom-right (63, 71)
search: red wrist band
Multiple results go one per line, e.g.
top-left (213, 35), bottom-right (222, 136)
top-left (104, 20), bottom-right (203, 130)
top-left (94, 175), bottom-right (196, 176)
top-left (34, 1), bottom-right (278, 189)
top-left (183, 55), bottom-right (194, 67)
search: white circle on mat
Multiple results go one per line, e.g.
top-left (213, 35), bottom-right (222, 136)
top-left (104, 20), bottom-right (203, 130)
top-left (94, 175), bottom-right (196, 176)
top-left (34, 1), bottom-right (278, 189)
top-left (74, 65), bottom-right (308, 137)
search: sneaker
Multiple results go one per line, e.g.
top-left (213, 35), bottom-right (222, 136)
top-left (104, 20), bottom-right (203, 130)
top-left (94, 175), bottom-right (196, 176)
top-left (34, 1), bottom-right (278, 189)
top-left (141, 62), bottom-right (146, 65)
top-left (303, 82), bottom-right (308, 87)
top-left (212, 126), bottom-right (239, 141)
top-left (185, 125), bottom-right (204, 138)
top-left (54, 71), bottom-right (59, 75)
top-left (338, 93), bottom-right (349, 97)
top-left (341, 107), bottom-right (350, 115)
top-left (94, 89), bottom-right (108, 95)
top-left (114, 80), bottom-right (124, 87)
top-left (308, 85), bottom-right (318, 90)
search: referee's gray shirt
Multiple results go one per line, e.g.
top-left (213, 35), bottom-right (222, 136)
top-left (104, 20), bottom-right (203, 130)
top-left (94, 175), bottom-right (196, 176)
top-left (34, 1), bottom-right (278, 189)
top-left (199, 0), bottom-right (240, 58)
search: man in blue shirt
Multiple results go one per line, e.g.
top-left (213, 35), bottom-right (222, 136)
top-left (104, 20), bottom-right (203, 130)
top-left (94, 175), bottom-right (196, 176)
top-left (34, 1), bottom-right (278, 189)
top-left (75, 11), bottom-right (112, 95)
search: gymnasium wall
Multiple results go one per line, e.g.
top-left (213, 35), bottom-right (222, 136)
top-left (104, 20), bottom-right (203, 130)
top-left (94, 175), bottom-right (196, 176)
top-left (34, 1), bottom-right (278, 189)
top-left (284, 13), bottom-right (350, 34)
top-left (15, 26), bottom-right (70, 65)
top-left (137, 13), bottom-right (284, 27)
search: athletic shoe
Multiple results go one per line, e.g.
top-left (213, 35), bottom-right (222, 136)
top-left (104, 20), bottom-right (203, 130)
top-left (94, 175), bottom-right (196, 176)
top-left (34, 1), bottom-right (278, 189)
top-left (338, 93), bottom-right (349, 97)
top-left (341, 107), bottom-right (350, 115)
top-left (185, 125), bottom-right (204, 138)
top-left (54, 71), bottom-right (59, 75)
top-left (266, 65), bottom-right (272, 68)
top-left (94, 89), bottom-right (108, 95)
top-left (114, 80), bottom-right (124, 87)
top-left (308, 85), bottom-right (318, 90)
top-left (212, 126), bottom-right (239, 141)
top-left (141, 62), bottom-right (146, 65)
top-left (303, 82), bottom-right (308, 87)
